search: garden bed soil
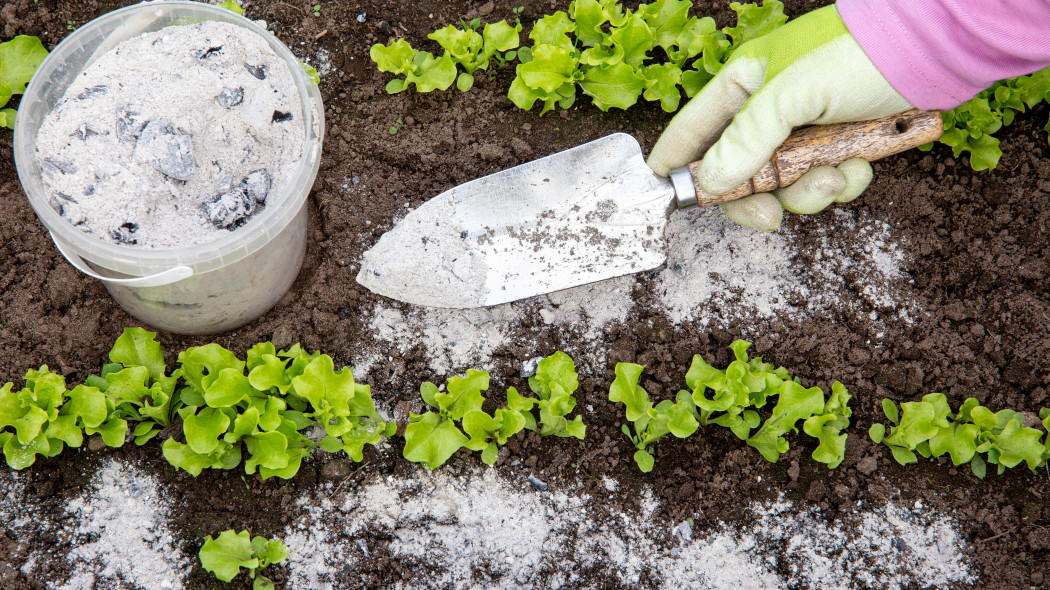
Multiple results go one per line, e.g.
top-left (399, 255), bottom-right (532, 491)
top-left (1, 0), bottom-right (1049, 588)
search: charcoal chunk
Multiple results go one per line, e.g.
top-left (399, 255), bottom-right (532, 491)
top-left (216, 87), bottom-right (244, 108)
top-left (242, 169), bottom-right (271, 203)
top-left (110, 222), bottom-right (139, 245)
top-left (116, 106), bottom-right (148, 143)
top-left (136, 120), bottom-right (195, 181)
top-left (204, 170), bottom-right (272, 229)
top-left (205, 188), bottom-right (256, 230)
top-left (244, 63), bottom-right (267, 80)
top-left (48, 192), bottom-right (76, 215)
top-left (41, 157), bottom-right (76, 175)
top-left (197, 45), bottom-right (223, 59)
top-left (272, 110), bottom-right (293, 123)
top-left (77, 85), bottom-right (107, 100)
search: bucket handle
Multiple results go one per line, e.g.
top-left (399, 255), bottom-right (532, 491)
top-left (50, 232), bottom-right (194, 288)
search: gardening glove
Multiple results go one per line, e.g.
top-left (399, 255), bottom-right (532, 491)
top-left (647, 5), bottom-right (914, 231)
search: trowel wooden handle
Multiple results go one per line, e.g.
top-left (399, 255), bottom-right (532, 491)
top-left (685, 109), bottom-right (943, 207)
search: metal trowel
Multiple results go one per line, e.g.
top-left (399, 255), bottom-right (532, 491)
top-left (357, 110), bottom-right (942, 309)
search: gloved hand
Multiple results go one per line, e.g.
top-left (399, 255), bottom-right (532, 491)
top-left (647, 5), bottom-right (914, 231)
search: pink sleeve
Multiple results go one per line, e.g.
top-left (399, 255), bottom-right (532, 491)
top-left (836, 0), bottom-right (1050, 110)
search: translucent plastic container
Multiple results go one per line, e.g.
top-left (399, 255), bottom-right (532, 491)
top-left (13, 1), bottom-right (324, 335)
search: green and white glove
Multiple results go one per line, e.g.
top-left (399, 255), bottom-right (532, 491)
top-left (647, 5), bottom-right (914, 231)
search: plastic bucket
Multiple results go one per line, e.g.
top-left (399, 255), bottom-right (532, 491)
top-left (13, 1), bottom-right (324, 335)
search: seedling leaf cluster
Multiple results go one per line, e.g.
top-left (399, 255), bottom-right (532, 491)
top-left (926, 67), bottom-right (1050, 171)
top-left (404, 351), bottom-right (586, 469)
top-left (368, 0), bottom-right (787, 114)
top-left (0, 35), bottom-right (49, 129)
top-left (371, 19), bottom-right (522, 94)
top-left (871, 394), bottom-right (1050, 478)
top-left (610, 340), bottom-right (851, 472)
top-left (510, 0), bottom-right (785, 114)
top-left (199, 529), bottom-right (288, 590)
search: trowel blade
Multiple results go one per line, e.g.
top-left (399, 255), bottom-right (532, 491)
top-left (356, 133), bottom-right (675, 309)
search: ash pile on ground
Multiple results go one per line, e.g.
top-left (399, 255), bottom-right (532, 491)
top-left (357, 206), bottom-right (919, 377)
top-left (284, 465), bottom-right (971, 590)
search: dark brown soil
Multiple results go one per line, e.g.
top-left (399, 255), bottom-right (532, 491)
top-left (2, 1), bottom-right (1049, 589)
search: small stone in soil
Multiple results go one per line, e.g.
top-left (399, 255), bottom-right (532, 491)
top-left (271, 110), bottom-right (293, 123)
top-left (77, 85), bottom-right (107, 100)
top-left (244, 63), bottom-right (267, 79)
top-left (110, 221), bottom-right (139, 245)
top-left (115, 106), bottom-right (148, 143)
top-left (526, 474), bottom-right (548, 491)
top-left (217, 87), bottom-right (244, 108)
top-left (136, 120), bottom-right (195, 180)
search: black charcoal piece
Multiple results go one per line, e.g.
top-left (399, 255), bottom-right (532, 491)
top-left (216, 87), bottom-right (244, 108)
top-left (205, 187), bottom-right (257, 230)
top-left (136, 120), bottom-right (195, 181)
top-left (197, 45), bottom-right (223, 59)
top-left (77, 85), bottom-right (107, 100)
top-left (49, 195), bottom-right (65, 215)
top-left (241, 169), bottom-right (271, 203)
top-left (115, 106), bottom-right (148, 143)
top-left (110, 222), bottom-right (139, 245)
top-left (271, 110), bottom-right (293, 123)
top-left (48, 192), bottom-right (76, 215)
top-left (41, 157), bottom-right (76, 175)
top-left (244, 63), bottom-right (267, 80)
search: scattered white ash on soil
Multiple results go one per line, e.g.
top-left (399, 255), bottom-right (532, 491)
top-left (53, 459), bottom-right (187, 590)
top-left (657, 206), bottom-right (921, 330)
top-left (358, 205), bottom-right (918, 375)
top-left (360, 275), bottom-right (636, 375)
top-left (283, 467), bottom-right (973, 590)
top-left (35, 21), bottom-right (304, 248)
top-left (0, 470), bottom-right (48, 581)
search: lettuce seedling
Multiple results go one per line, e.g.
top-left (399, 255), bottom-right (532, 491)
top-left (404, 351), bottom-right (585, 469)
top-left (370, 38), bottom-right (458, 94)
top-left (217, 0), bottom-right (246, 14)
top-left (615, 340), bottom-right (853, 471)
top-left (85, 328), bottom-right (180, 445)
top-left (0, 35), bottom-right (49, 129)
top-left (403, 370), bottom-right (486, 468)
top-left (163, 342), bottom-right (391, 479)
top-left (609, 362), bottom-right (698, 472)
top-left (463, 387), bottom-right (535, 465)
top-left (870, 394), bottom-right (1049, 477)
top-left (0, 367), bottom-right (126, 469)
top-left (923, 67), bottom-right (1050, 171)
top-left (526, 351), bottom-right (586, 439)
top-left (510, 0), bottom-right (786, 114)
top-left (199, 529), bottom-right (288, 590)
top-left (429, 20), bottom-right (521, 91)
top-left (746, 381), bottom-right (825, 463)
top-left (685, 340), bottom-right (787, 439)
top-left (801, 381), bottom-right (852, 468)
